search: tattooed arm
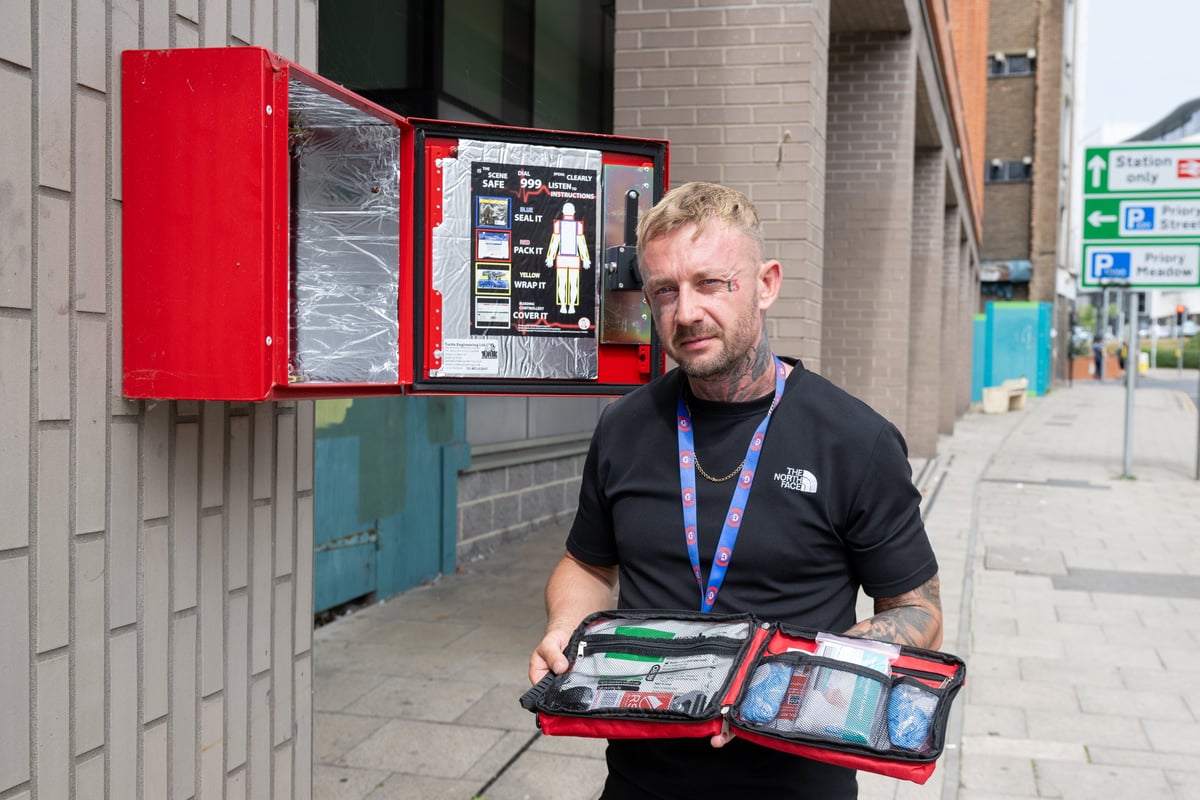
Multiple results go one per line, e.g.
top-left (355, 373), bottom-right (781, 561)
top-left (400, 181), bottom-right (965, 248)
top-left (844, 573), bottom-right (943, 650)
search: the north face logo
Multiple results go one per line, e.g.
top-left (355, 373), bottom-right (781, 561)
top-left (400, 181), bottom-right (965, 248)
top-left (775, 467), bottom-right (818, 493)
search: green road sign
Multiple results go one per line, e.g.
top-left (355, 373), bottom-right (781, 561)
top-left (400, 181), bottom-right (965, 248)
top-left (1084, 144), bottom-right (1200, 195)
top-left (1081, 242), bottom-right (1200, 288)
top-left (1083, 195), bottom-right (1200, 240)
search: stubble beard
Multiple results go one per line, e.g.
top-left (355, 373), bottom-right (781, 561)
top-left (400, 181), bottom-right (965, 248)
top-left (670, 311), bottom-right (764, 383)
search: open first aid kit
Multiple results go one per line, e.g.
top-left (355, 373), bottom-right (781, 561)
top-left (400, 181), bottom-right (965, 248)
top-left (519, 610), bottom-right (966, 784)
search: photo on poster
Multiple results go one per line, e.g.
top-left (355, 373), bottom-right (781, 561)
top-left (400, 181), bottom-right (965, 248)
top-left (469, 161), bottom-right (598, 337)
top-left (477, 196), bottom-right (511, 228)
top-left (475, 264), bottom-right (511, 295)
top-left (477, 229), bottom-right (511, 261)
top-left (475, 297), bottom-right (511, 329)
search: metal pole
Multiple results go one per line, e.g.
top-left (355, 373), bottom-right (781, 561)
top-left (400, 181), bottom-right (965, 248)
top-left (1099, 289), bottom-right (1108, 381)
top-left (1178, 312), bottom-right (1185, 377)
top-left (1123, 290), bottom-right (1137, 478)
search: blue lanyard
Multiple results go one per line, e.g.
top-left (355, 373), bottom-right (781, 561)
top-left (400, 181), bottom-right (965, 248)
top-left (677, 357), bottom-right (787, 613)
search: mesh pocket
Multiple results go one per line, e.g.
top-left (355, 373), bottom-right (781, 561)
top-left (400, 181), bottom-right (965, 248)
top-left (550, 646), bottom-right (738, 717)
top-left (786, 660), bottom-right (890, 749)
top-left (887, 681), bottom-right (939, 752)
top-left (541, 616), bottom-right (752, 719)
top-left (735, 659), bottom-right (817, 731)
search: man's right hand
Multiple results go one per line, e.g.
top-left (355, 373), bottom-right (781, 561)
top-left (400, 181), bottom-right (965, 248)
top-left (528, 627), bottom-right (572, 685)
top-left (529, 552), bottom-right (618, 685)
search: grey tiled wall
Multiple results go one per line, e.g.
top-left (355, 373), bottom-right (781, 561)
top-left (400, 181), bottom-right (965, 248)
top-left (0, 2), bottom-right (318, 798)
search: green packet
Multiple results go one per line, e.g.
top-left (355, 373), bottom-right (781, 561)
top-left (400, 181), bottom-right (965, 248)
top-left (604, 625), bottom-right (675, 662)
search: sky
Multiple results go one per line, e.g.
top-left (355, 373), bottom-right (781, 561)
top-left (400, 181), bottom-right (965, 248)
top-left (1078, 0), bottom-right (1200, 145)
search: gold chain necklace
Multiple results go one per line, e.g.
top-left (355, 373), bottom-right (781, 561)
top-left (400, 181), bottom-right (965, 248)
top-left (693, 452), bottom-right (745, 483)
top-left (685, 399), bottom-right (745, 482)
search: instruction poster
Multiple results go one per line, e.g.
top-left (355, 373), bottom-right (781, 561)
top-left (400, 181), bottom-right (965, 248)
top-left (470, 162), bottom-right (599, 337)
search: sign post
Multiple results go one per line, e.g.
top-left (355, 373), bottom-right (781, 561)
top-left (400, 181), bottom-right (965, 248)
top-left (1081, 144), bottom-right (1200, 477)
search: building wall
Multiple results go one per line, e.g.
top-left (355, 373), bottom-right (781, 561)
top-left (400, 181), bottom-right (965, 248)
top-left (982, 0), bottom-right (1069, 317)
top-left (940, 208), bottom-right (965, 434)
top-left (1030, 0), bottom-right (1066, 306)
top-left (457, 448), bottom-right (586, 560)
top-left (982, 75), bottom-right (1035, 260)
top-left (906, 150), bottom-right (948, 456)
top-left (983, 181), bottom-right (1035, 259)
top-left (613, 0), bottom-right (981, 450)
top-left (823, 30), bottom-right (916, 429)
top-left (949, 0), bottom-right (992, 226)
top-left (1, 3), bottom-right (317, 798)
top-left (612, 0), bottom-right (829, 367)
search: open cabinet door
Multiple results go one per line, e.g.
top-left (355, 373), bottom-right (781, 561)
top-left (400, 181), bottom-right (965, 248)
top-left (121, 47), bottom-right (668, 401)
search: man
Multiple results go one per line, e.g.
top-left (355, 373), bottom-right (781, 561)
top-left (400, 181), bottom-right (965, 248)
top-left (528, 182), bottom-right (943, 798)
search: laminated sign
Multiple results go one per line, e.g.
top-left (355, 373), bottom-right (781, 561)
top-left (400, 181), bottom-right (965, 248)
top-left (431, 140), bottom-right (604, 380)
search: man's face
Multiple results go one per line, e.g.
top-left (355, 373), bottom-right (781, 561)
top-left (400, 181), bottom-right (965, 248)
top-left (640, 222), bottom-right (766, 381)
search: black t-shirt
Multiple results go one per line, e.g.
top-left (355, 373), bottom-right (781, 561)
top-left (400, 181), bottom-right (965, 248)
top-left (566, 359), bottom-right (938, 798)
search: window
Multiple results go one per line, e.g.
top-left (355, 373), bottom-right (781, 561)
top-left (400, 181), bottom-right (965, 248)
top-left (318, 0), bottom-right (614, 133)
top-left (986, 158), bottom-right (1033, 183)
top-left (988, 51), bottom-right (1037, 77)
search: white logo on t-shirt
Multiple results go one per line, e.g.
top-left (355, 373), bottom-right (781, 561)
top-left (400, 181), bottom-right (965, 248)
top-left (775, 467), bottom-right (818, 494)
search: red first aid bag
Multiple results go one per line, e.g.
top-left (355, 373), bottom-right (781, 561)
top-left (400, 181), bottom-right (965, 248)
top-left (519, 610), bottom-right (965, 785)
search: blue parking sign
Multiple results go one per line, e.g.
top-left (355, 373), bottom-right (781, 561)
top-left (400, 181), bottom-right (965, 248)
top-left (1090, 251), bottom-right (1131, 279)
top-left (1123, 206), bottom-right (1155, 231)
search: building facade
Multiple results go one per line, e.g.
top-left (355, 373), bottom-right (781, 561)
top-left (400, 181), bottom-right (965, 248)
top-left (0, 1), bottom-right (985, 797)
top-left (2, 4), bottom-right (319, 798)
top-left (981, 0), bottom-right (1077, 379)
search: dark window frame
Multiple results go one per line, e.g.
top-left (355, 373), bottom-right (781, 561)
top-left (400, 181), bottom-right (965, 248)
top-left (986, 159), bottom-right (1033, 183)
top-left (988, 52), bottom-right (1037, 77)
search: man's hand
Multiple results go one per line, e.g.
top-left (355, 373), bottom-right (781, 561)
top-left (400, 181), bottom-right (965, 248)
top-left (710, 728), bottom-right (736, 748)
top-left (529, 626), bottom-right (573, 685)
top-left (528, 553), bottom-right (618, 685)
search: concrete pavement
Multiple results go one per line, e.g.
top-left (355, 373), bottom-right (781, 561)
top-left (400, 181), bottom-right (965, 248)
top-left (312, 369), bottom-right (1200, 799)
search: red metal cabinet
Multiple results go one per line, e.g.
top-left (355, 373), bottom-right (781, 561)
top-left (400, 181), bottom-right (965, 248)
top-left (121, 47), bottom-right (668, 400)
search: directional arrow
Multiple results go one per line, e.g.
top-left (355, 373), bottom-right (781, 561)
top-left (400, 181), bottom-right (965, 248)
top-left (1088, 154), bottom-right (1107, 189)
top-left (1087, 210), bottom-right (1117, 227)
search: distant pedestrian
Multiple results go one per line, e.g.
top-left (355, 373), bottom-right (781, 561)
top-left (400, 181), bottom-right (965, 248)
top-left (1093, 339), bottom-right (1103, 380)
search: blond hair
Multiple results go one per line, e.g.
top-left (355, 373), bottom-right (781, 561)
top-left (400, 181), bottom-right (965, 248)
top-left (636, 182), bottom-right (764, 260)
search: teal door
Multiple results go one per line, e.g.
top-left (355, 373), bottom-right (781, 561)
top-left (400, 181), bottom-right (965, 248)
top-left (314, 435), bottom-right (377, 612)
top-left (314, 395), bottom-right (469, 614)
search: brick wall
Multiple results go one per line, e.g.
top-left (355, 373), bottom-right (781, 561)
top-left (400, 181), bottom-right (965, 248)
top-left (0, 3), bottom-right (318, 798)
top-left (940, 209), bottom-right (965, 435)
top-left (456, 450), bottom-right (586, 559)
top-left (984, 0), bottom-right (1068, 308)
top-left (960, 251), bottom-right (979, 415)
top-left (988, 0), bottom-right (1039, 49)
top-left (985, 77), bottom-right (1036, 157)
top-left (983, 181), bottom-right (1034, 258)
top-left (612, 0), bottom-right (829, 366)
top-left (822, 30), bottom-right (917, 426)
top-left (982, 2), bottom-right (1036, 266)
top-left (949, 0), bottom-right (991, 224)
top-left (1030, 0), bottom-right (1066, 305)
top-left (906, 150), bottom-right (947, 458)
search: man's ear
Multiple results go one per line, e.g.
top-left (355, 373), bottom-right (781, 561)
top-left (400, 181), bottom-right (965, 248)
top-left (757, 260), bottom-right (782, 310)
